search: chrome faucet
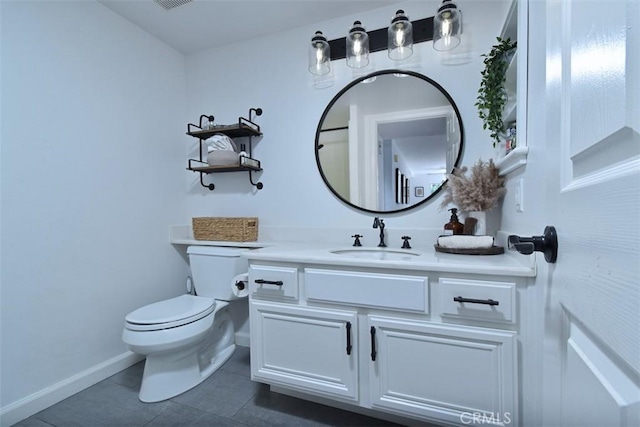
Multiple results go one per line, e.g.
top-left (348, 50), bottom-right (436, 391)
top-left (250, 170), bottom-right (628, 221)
top-left (372, 217), bottom-right (386, 247)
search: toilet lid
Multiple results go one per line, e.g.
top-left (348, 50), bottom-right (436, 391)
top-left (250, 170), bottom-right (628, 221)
top-left (125, 295), bottom-right (215, 331)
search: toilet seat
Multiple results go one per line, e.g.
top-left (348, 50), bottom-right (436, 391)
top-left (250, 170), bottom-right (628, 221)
top-left (125, 295), bottom-right (216, 331)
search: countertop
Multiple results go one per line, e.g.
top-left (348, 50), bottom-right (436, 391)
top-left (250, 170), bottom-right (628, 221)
top-left (170, 225), bottom-right (537, 277)
top-left (240, 242), bottom-right (537, 278)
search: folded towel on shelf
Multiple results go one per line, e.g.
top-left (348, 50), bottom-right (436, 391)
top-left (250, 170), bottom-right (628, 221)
top-left (205, 134), bottom-right (237, 152)
top-left (207, 150), bottom-right (239, 166)
top-left (436, 235), bottom-right (495, 249)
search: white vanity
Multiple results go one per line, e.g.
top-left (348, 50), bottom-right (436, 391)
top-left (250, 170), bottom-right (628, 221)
top-left (244, 243), bottom-right (535, 427)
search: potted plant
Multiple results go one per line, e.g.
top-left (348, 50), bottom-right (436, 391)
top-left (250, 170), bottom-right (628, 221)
top-left (440, 159), bottom-right (506, 235)
top-left (476, 37), bottom-right (517, 147)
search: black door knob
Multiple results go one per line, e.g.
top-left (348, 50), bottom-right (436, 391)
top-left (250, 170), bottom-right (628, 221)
top-left (508, 226), bottom-right (558, 263)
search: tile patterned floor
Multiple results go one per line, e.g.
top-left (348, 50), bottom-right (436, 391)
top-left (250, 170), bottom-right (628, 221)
top-left (15, 347), bottom-right (402, 427)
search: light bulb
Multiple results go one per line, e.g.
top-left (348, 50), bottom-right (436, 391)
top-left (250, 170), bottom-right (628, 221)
top-left (388, 10), bottom-right (413, 60)
top-left (346, 21), bottom-right (369, 68)
top-left (433, 0), bottom-right (461, 51)
top-left (308, 31), bottom-right (330, 75)
top-left (394, 24), bottom-right (405, 47)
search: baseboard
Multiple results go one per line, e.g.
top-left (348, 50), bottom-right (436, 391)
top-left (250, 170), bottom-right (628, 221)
top-left (0, 351), bottom-right (144, 427)
top-left (235, 331), bottom-right (250, 348)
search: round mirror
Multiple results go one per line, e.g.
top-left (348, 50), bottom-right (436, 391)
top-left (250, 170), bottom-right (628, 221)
top-left (315, 69), bottom-right (464, 214)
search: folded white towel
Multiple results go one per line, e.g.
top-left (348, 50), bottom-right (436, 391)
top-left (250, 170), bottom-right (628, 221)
top-left (437, 235), bottom-right (494, 249)
top-left (205, 134), bottom-right (237, 152)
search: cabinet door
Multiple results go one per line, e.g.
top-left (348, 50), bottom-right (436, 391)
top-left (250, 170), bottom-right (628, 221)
top-left (368, 316), bottom-right (517, 426)
top-left (250, 301), bottom-right (358, 401)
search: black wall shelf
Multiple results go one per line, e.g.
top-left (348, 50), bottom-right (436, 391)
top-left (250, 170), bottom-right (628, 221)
top-left (186, 109), bottom-right (263, 191)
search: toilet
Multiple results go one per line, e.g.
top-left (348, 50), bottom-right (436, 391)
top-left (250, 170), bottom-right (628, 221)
top-left (122, 246), bottom-right (249, 403)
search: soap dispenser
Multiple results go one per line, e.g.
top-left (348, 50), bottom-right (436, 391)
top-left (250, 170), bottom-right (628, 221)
top-left (444, 208), bottom-right (464, 235)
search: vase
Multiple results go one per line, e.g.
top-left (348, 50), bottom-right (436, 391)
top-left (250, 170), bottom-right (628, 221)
top-left (466, 210), bottom-right (500, 237)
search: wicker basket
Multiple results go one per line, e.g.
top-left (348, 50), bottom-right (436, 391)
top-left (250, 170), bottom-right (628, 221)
top-left (192, 217), bottom-right (258, 242)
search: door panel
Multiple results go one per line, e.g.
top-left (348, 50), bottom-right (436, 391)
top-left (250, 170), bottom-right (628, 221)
top-left (563, 315), bottom-right (640, 427)
top-left (540, 0), bottom-right (640, 425)
top-left (250, 301), bottom-right (358, 401)
top-left (368, 316), bottom-right (516, 425)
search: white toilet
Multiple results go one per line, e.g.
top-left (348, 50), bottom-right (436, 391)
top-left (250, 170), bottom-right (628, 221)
top-left (122, 246), bottom-right (249, 403)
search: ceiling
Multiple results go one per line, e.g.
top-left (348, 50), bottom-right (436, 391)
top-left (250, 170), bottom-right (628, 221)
top-left (98, 0), bottom-right (403, 55)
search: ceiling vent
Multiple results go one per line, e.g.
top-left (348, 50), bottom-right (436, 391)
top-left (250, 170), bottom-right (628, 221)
top-left (153, 0), bottom-right (193, 11)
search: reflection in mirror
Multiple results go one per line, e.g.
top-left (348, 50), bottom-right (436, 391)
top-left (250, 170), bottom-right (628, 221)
top-left (315, 69), bottom-right (463, 214)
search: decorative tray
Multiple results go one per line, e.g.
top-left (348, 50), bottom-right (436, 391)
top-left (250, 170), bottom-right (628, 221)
top-left (434, 244), bottom-right (505, 255)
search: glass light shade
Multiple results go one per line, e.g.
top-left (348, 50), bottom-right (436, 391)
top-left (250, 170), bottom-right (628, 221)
top-left (346, 21), bottom-right (369, 69)
top-left (433, 0), bottom-right (462, 51)
top-left (308, 31), bottom-right (330, 75)
top-left (388, 10), bottom-right (413, 60)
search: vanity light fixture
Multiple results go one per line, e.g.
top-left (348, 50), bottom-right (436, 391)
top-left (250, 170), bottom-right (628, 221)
top-left (433, 0), bottom-right (462, 51)
top-left (346, 21), bottom-right (370, 69)
top-left (308, 31), bottom-right (331, 75)
top-left (311, 11), bottom-right (438, 70)
top-left (388, 10), bottom-right (413, 60)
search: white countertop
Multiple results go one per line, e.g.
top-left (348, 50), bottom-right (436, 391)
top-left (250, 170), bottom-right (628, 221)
top-left (171, 225), bottom-right (537, 277)
top-left (241, 242), bottom-right (537, 277)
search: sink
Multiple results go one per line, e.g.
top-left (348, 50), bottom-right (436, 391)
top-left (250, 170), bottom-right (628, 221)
top-left (330, 248), bottom-right (421, 261)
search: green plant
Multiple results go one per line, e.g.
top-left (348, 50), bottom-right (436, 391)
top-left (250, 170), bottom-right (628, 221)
top-left (476, 37), bottom-right (517, 147)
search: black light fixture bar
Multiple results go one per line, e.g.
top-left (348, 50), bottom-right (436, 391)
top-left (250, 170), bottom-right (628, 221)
top-left (328, 17), bottom-right (434, 61)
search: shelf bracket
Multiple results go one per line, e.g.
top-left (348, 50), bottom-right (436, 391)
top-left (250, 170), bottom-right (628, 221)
top-left (249, 171), bottom-right (264, 190)
top-left (200, 174), bottom-right (215, 191)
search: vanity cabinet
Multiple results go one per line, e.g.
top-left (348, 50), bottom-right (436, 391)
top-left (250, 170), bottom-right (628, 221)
top-left (249, 262), bottom-right (521, 426)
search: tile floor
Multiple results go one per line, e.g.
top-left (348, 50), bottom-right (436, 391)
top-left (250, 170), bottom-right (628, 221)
top-left (15, 347), bottom-right (403, 427)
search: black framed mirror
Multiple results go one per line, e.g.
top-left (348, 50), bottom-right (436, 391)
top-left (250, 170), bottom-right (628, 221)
top-left (315, 69), bottom-right (464, 214)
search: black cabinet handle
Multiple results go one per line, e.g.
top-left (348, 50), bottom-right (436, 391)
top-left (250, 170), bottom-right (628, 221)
top-left (370, 326), bottom-right (377, 361)
top-left (254, 279), bottom-right (283, 286)
top-left (346, 322), bottom-right (352, 355)
top-left (454, 296), bottom-right (499, 306)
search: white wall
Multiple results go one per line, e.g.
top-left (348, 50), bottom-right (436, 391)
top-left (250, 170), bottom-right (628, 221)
top-left (183, 0), bottom-right (511, 235)
top-left (0, 1), bottom-right (189, 422)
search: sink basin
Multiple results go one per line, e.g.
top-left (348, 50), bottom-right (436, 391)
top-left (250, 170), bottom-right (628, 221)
top-left (330, 248), bottom-right (421, 261)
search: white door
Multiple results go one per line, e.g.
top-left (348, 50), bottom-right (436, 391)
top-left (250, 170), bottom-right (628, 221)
top-left (538, 0), bottom-right (640, 426)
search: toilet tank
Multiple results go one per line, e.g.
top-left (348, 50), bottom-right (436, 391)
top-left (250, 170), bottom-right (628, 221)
top-left (187, 246), bottom-right (249, 300)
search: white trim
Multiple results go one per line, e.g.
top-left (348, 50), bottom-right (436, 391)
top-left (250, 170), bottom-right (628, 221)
top-left (496, 146), bottom-right (529, 176)
top-left (0, 351), bottom-right (144, 426)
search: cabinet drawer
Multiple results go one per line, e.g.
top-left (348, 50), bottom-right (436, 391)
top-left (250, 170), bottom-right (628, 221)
top-left (305, 269), bottom-right (428, 313)
top-left (438, 278), bottom-right (516, 324)
top-left (249, 265), bottom-right (298, 300)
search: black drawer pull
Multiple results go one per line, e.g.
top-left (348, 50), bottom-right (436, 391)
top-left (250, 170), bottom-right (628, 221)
top-left (254, 279), bottom-right (284, 286)
top-left (370, 326), bottom-right (377, 361)
top-left (346, 322), bottom-right (352, 355)
top-left (454, 296), bottom-right (499, 306)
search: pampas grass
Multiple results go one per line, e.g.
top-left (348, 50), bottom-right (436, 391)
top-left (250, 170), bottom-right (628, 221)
top-left (440, 159), bottom-right (506, 211)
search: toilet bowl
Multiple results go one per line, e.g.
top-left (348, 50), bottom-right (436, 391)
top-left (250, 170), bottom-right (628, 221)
top-left (122, 246), bottom-right (249, 403)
